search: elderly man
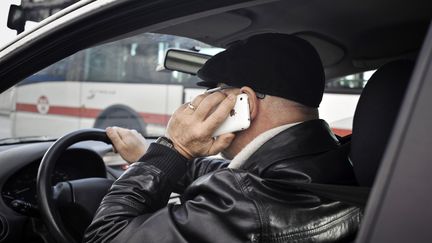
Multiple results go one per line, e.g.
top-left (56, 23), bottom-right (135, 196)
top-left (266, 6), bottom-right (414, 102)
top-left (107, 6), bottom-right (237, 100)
top-left (84, 33), bottom-right (360, 243)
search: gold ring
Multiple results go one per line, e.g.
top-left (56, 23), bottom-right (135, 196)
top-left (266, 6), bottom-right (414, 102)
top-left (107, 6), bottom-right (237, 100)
top-left (188, 103), bottom-right (196, 111)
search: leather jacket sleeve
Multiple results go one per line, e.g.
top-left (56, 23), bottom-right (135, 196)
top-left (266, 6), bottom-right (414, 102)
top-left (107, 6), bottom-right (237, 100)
top-left (83, 144), bottom-right (251, 243)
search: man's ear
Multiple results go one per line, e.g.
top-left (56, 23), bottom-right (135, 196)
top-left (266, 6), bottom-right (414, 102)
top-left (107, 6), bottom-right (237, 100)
top-left (240, 86), bottom-right (258, 120)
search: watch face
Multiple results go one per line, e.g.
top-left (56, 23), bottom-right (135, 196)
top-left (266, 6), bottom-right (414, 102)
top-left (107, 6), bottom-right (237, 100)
top-left (157, 137), bottom-right (174, 149)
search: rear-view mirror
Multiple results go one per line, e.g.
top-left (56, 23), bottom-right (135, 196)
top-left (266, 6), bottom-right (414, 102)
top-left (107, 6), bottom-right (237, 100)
top-left (7, 5), bottom-right (26, 34)
top-left (163, 49), bottom-right (211, 75)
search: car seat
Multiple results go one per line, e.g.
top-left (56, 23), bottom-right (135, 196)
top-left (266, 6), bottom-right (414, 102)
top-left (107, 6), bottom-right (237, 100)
top-left (270, 60), bottom-right (414, 207)
top-left (350, 60), bottom-right (414, 187)
top-left (284, 61), bottom-right (415, 243)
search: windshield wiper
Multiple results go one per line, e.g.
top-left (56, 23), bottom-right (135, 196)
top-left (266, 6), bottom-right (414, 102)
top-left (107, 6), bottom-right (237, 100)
top-left (0, 136), bottom-right (56, 145)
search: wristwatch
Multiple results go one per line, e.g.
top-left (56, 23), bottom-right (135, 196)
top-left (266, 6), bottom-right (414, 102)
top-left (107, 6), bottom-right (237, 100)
top-left (155, 136), bottom-right (175, 150)
top-left (155, 136), bottom-right (192, 160)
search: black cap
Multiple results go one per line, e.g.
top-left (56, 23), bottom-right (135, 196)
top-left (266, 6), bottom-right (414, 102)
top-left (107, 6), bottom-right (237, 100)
top-left (197, 33), bottom-right (325, 108)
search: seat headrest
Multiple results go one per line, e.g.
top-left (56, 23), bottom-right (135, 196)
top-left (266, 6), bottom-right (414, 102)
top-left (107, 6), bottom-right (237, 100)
top-left (351, 60), bottom-right (414, 187)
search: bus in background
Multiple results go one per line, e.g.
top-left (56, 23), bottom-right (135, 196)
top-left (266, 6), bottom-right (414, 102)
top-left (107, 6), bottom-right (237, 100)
top-left (11, 33), bottom-right (211, 138)
top-left (9, 32), bottom-right (372, 139)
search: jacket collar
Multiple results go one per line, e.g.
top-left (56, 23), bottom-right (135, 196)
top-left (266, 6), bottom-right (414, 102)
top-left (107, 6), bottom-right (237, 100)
top-left (240, 119), bottom-right (340, 174)
top-left (228, 122), bottom-right (300, 169)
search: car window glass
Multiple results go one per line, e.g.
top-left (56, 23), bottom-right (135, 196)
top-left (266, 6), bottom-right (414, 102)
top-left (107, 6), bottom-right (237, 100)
top-left (325, 70), bottom-right (375, 94)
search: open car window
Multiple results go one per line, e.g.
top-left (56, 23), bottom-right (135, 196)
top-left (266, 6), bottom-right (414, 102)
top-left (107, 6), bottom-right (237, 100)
top-left (0, 31), bottom-right (377, 143)
top-left (0, 33), bottom-right (213, 141)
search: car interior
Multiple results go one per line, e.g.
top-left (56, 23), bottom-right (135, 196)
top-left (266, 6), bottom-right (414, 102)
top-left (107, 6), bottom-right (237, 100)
top-left (0, 0), bottom-right (431, 242)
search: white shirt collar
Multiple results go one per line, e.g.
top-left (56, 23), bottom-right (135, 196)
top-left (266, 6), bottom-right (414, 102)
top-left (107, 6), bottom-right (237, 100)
top-left (228, 122), bottom-right (301, 169)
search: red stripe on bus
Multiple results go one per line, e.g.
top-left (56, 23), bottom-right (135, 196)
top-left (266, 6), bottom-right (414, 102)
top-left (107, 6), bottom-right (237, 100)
top-left (16, 103), bottom-right (351, 132)
top-left (15, 103), bottom-right (168, 125)
top-left (139, 112), bottom-right (169, 125)
top-left (16, 103), bottom-right (38, 113)
top-left (80, 108), bottom-right (101, 118)
top-left (332, 128), bottom-right (352, 136)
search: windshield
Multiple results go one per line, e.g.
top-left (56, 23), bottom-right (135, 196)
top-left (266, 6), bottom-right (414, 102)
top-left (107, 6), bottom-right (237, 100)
top-left (0, 32), bottom-right (373, 144)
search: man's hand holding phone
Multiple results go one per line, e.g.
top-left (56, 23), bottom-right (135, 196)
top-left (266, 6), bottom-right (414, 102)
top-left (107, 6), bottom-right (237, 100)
top-left (166, 92), bottom-right (240, 160)
top-left (212, 93), bottom-right (250, 137)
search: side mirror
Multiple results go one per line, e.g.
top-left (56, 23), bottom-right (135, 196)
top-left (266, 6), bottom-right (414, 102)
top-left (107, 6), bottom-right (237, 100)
top-left (7, 5), bottom-right (26, 34)
top-left (163, 49), bottom-right (212, 75)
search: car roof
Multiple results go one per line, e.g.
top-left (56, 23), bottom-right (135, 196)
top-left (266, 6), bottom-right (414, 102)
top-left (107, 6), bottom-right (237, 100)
top-left (156, 0), bottom-right (432, 78)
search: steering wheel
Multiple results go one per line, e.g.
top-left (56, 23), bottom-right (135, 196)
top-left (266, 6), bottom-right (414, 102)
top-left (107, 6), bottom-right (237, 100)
top-left (36, 129), bottom-right (115, 243)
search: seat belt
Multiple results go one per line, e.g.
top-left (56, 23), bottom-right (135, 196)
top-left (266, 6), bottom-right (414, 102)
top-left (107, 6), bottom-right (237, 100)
top-left (266, 179), bottom-right (370, 207)
top-left (283, 137), bottom-right (368, 207)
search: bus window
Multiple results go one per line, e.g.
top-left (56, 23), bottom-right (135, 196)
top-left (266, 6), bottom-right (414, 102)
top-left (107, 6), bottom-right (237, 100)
top-left (82, 33), bottom-right (209, 86)
top-left (20, 57), bottom-right (70, 84)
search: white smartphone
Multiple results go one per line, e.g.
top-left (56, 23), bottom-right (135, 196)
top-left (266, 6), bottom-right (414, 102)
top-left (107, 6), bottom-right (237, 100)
top-left (212, 93), bottom-right (251, 137)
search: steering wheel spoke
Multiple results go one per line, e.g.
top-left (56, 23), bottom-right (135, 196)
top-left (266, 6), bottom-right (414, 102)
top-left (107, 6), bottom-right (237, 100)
top-left (52, 181), bottom-right (73, 205)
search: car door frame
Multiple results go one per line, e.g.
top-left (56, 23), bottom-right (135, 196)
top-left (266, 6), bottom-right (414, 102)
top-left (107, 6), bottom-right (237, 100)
top-left (0, 0), bottom-right (268, 93)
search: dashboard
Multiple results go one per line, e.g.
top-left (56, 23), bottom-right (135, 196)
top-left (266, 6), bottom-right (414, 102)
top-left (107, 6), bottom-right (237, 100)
top-left (0, 141), bottom-right (116, 242)
top-left (1, 149), bottom-right (106, 216)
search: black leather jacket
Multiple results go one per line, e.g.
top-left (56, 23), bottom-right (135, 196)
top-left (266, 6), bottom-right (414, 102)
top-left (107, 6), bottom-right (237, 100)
top-left (84, 119), bottom-right (361, 243)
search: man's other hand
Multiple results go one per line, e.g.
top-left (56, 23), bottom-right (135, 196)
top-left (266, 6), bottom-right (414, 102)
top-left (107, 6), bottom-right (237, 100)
top-left (166, 92), bottom-right (237, 159)
top-left (106, 127), bottom-right (148, 164)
